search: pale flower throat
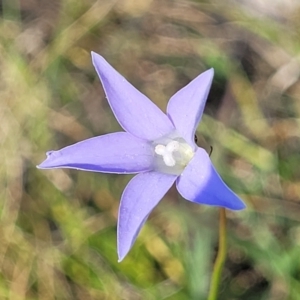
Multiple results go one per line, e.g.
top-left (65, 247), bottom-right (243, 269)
top-left (152, 131), bottom-right (195, 175)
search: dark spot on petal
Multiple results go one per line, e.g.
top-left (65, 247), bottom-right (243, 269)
top-left (194, 134), bottom-right (198, 144)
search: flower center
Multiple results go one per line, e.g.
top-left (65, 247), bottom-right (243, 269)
top-left (152, 132), bottom-right (195, 175)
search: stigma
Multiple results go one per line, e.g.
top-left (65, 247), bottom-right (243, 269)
top-left (152, 132), bottom-right (195, 175)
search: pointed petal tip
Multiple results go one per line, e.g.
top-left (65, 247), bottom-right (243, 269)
top-left (238, 199), bottom-right (247, 210)
top-left (203, 67), bottom-right (214, 79)
top-left (91, 51), bottom-right (101, 64)
top-left (91, 50), bottom-right (99, 59)
top-left (36, 151), bottom-right (60, 170)
top-left (37, 161), bottom-right (52, 170)
top-left (117, 243), bottom-right (129, 263)
top-left (91, 50), bottom-right (99, 57)
top-left (117, 254), bottom-right (125, 263)
top-left (227, 198), bottom-right (246, 211)
top-left (36, 160), bottom-right (52, 170)
top-left (91, 51), bottom-right (107, 68)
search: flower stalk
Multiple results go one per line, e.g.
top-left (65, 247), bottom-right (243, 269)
top-left (208, 208), bottom-right (227, 300)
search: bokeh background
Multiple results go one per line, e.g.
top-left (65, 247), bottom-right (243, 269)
top-left (1, 0), bottom-right (300, 299)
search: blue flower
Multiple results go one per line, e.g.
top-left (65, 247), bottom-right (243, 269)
top-left (38, 52), bottom-right (245, 261)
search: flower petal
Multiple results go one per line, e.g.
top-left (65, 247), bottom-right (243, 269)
top-left (176, 148), bottom-right (245, 210)
top-left (118, 171), bottom-right (177, 261)
top-left (37, 132), bottom-right (154, 174)
top-left (92, 52), bottom-right (174, 140)
top-left (167, 69), bottom-right (214, 147)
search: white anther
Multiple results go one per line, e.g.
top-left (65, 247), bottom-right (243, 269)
top-left (166, 141), bottom-right (179, 152)
top-left (163, 153), bottom-right (176, 166)
top-left (154, 145), bottom-right (165, 155)
top-left (152, 131), bottom-right (195, 175)
top-left (154, 141), bottom-right (181, 167)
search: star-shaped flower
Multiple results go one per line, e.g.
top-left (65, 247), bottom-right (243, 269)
top-left (38, 52), bottom-right (245, 261)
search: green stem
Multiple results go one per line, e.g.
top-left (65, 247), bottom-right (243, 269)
top-left (207, 208), bottom-right (227, 300)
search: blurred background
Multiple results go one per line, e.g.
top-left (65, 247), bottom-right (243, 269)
top-left (1, 0), bottom-right (300, 299)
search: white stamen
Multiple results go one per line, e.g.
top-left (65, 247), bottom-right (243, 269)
top-left (155, 144), bottom-right (176, 166)
top-left (153, 134), bottom-right (195, 175)
top-left (163, 153), bottom-right (176, 166)
top-left (154, 145), bottom-right (165, 155)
